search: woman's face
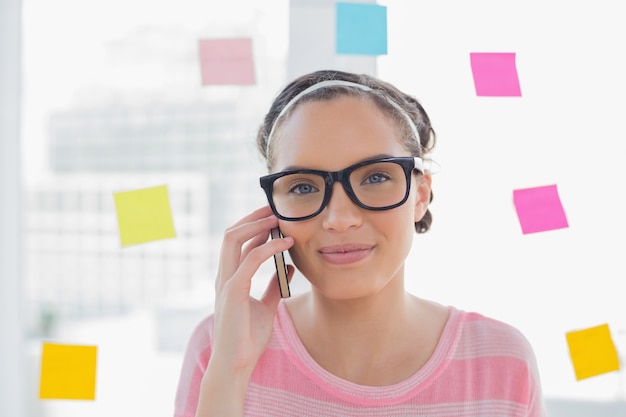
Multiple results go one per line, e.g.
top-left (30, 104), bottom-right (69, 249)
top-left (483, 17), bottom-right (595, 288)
top-left (271, 95), bottom-right (431, 301)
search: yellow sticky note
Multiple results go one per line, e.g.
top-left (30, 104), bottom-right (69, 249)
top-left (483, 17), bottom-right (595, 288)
top-left (113, 185), bottom-right (176, 247)
top-left (566, 323), bottom-right (620, 380)
top-left (39, 342), bottom-right (98, 400)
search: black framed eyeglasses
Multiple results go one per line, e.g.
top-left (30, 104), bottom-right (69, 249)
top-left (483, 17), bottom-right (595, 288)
top-left (259, 156), bottom-right (423, 221)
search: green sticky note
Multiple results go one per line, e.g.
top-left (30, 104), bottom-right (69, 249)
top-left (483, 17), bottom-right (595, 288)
top-left (113, 185), bottom-right (176, 247)
top-left (39, 342), bottom-right (98, 400)
top-left (566, 323), bottom-right (620, 380)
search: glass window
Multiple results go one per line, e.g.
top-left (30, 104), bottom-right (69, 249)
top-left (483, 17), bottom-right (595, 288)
top-left (21, 1), bottom-right (288, 415)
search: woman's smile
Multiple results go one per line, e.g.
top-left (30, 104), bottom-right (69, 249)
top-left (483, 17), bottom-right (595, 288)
top-left (317, 243), bottom-right (375, 265)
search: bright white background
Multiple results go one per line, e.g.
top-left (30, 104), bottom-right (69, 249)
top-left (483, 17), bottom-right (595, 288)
top-left (3, 0), bottom-right (626, 416)
top-left (378, 0), bottom-right (626, 401)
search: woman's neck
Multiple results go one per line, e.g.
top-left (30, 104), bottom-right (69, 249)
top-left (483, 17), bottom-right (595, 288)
top-left (285, 284), bottom-right (446, 386)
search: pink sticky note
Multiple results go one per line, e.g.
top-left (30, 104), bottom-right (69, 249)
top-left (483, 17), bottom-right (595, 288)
top-left (198, 38), bottom-right (255, 86)
top-left (513, 184), bottom-right (569, 234)
top-left (470, 52), bottom-right (521, 97)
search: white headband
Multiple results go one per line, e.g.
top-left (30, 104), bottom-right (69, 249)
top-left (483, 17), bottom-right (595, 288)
top-left (265, 79), bottom-right (420, 154)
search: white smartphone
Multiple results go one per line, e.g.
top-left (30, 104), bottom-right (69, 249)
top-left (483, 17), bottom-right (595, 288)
top-left (270, 227), bottom-right (290, 298)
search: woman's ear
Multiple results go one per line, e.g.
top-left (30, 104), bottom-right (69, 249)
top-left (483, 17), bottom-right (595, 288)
top-left (413, 173), bottom-right (432, 222)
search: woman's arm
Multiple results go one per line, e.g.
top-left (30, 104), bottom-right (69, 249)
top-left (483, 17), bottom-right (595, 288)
top-left (194, 359), bottom-right (252, 416)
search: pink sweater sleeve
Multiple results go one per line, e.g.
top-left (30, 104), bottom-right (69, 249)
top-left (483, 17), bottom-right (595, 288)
top-left (174, 315), bottom-right (214, 417)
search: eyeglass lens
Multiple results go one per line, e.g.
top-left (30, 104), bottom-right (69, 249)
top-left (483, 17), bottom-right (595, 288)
top-left (271, 161), bottom-right (408, 219)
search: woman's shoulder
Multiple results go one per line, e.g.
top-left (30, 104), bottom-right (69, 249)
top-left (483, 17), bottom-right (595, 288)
top-left (451, 307), bottom-right (536, 361)
top-left (184, 313), bottom-right (216, 356)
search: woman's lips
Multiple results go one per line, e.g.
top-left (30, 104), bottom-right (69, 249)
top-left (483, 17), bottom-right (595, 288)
top-left (318, 244), bottom-right (374, 265)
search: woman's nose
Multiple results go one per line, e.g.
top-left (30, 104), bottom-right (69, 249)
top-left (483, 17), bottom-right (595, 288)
top-left (320, 182), bottom-right (363, 232)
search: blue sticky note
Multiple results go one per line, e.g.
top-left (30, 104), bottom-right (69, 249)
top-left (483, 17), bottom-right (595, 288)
top-left (336, 2), bottom-right (387, 55)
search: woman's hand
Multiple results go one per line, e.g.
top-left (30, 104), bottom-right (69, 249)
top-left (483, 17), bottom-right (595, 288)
top-left (198, 206), bottom-right (294, 413)
top-left (212, 205), bottom-right (294, 372)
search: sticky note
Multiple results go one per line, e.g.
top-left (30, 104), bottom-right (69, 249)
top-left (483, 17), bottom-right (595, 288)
top-left (513, 184), bottom-right (568, 234)
top-left (336, 2), bottom-right (387, 55)
top-left (566, 324), bottom-right (620, 380)
top-left (198, 38), bottom-right (255, 85)
top-left (39, 342), bottom-right (98, 400)
top-left (470, 52), bottom-right (522, 96)
top-left (113, 185), bottom-right (176, 246)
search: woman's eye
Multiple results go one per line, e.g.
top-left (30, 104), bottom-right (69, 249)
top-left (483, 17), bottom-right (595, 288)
top-left (363, 173), bottom-right (390, 185)
top-left (289, 183), bottom-right (318, 195)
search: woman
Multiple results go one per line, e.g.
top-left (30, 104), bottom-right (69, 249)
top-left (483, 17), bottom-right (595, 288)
top-left (174, 70), bottom-right (546, 416)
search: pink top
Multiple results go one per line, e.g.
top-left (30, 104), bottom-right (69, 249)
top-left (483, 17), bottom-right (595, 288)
top-left (175, 303), bottom-right (546, 417)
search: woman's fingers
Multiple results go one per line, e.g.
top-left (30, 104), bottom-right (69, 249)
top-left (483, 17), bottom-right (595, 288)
top-left (229, 206), bottom-right (274, 229)
top-left (221, 213), bottom-right (277, 272)
top-left (223, 236), bottom-right (294, 297)
top-left (216, 208), bottom-right (278, 293)
top-left (240, 230), bottom-right (272, 263)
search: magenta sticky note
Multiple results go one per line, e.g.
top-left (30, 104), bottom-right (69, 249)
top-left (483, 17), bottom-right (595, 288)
top-left (513, 184), bottom-right (569, 234)
top-left (470, 52), bottom-right (521, 97)
top-left (198, 38), bottom-right (255, 86)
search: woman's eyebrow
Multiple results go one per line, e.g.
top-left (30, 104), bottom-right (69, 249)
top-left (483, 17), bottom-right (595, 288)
top-left (279, 153), bottom-right (394, 173)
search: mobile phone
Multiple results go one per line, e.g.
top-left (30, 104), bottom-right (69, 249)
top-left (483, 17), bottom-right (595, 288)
top-left (270, 227), bottom-right (291, 298)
